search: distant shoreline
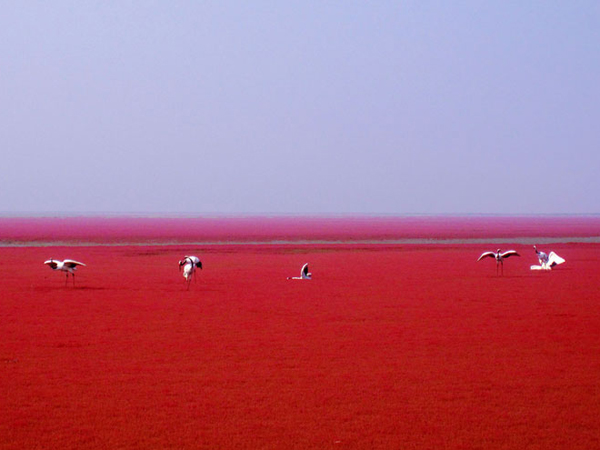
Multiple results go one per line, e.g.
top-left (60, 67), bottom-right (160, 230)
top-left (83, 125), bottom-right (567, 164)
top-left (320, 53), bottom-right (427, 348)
top-left (0, 216), bottom-right (598, 246)
top-left (1, 237), bottom-right (600, 248)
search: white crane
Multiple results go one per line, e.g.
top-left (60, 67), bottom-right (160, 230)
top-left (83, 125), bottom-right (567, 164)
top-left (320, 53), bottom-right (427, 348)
top-left (477, 249), bottom-right (520, 276)
top-left (179, 255), bottom-right (202, 289)
top-left (533, 245), bottom-right (548, 265)
top-left (287, 263), bottom-right (312, 280)
top-left (531, 245), bottom-right (565, 270)
top-left (44, 259), bottom-right (86, 286)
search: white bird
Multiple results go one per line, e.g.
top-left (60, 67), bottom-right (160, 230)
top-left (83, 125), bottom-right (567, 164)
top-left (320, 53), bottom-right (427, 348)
top-left (533, 245), bottom-right (549, 266)
top-left (477, 249), bottom-right (520, 276)
top-left (531, 245), bottom-right (566, 270)
top-left (44, 259), bottom-right (86, 286)
top-left (179, 255), bottom-right (202, 289)
top-left (287, 263), bottom-right (312, 280)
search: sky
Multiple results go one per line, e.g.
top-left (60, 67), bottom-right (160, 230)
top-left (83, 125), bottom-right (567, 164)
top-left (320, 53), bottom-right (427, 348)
top-left (1, 1), bottom-right (599, 215)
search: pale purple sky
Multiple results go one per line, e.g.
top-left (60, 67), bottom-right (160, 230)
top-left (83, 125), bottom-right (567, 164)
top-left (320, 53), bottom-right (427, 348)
top-left (1, 2), bottom-right (599, 215)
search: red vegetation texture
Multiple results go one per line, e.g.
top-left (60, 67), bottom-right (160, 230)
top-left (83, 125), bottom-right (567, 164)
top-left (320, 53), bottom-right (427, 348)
top-left (1, 217), bottom-right (599, 449)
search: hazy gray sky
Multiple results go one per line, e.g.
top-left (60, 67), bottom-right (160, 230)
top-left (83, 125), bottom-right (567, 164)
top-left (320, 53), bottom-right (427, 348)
top-left (1, 1), bottom-right (598, 215)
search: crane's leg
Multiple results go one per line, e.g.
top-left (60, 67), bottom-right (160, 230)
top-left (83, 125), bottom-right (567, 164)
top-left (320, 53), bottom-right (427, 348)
top-left (72, 273), bottom-right (75, 286)
top-left (65, 273), bottom-right (69, 286)
top-left (501, 261), bottom-right (504, 276)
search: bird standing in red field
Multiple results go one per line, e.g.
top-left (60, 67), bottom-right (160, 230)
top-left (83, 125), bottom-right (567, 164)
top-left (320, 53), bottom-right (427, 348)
top-left (477, 249), bottom-right (519, 276)
top-left (531, 245), bottom-right (566, 270)
top-left (179, 255), bottom-right (202, 289)
top-left (44, 259), bottom-right (86, 286)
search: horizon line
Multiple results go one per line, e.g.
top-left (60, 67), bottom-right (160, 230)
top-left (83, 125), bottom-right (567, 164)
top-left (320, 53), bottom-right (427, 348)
top-left (1, 212), bottom-right (600, 219)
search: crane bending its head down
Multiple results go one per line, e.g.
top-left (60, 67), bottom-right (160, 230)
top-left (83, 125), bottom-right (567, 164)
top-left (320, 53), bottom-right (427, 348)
top-left (179, 255), bottom-right (202, 289)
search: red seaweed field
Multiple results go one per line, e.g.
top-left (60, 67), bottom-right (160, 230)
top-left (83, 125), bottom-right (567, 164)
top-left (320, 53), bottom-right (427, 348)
top-left (1, 217), bottom-right (599, 449)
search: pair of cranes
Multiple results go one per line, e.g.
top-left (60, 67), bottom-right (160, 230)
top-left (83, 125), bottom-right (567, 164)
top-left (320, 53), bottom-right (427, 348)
top-left (43, 255), bottom-right (205, 289)
top-left (44, 257), bottom-right (312, 288)
top-left (477, 245), bottom-right (566, 275)
top-left (176, 258), bottom-right (312, 286)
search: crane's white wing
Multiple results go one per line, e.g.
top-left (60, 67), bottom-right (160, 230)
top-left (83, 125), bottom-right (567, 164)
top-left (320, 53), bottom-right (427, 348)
top-left (499, 250), bottom-right (519, 259)
top-left (302, 263), bottom-right (309, 276)
top-left (548, 252), bottom-right (565, 267)
top-left (44, 260), bottom-right (59, 269)
top-left (63, 259), bottom-right (86, 268)
top-left (477, 252), bottom-right (496, 261)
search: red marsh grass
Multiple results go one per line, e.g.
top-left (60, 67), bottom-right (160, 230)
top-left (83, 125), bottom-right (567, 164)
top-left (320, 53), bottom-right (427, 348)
top-left (1, 217), bottom-right (599, 448)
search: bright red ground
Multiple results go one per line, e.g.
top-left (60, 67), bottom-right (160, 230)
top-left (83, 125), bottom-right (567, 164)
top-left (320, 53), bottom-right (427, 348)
top-left (1, 218), bottom-right (599, 449)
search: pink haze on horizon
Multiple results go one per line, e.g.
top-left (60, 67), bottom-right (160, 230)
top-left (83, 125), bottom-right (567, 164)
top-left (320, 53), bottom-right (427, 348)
top-left (0, 216), bottom-right (598, 244)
